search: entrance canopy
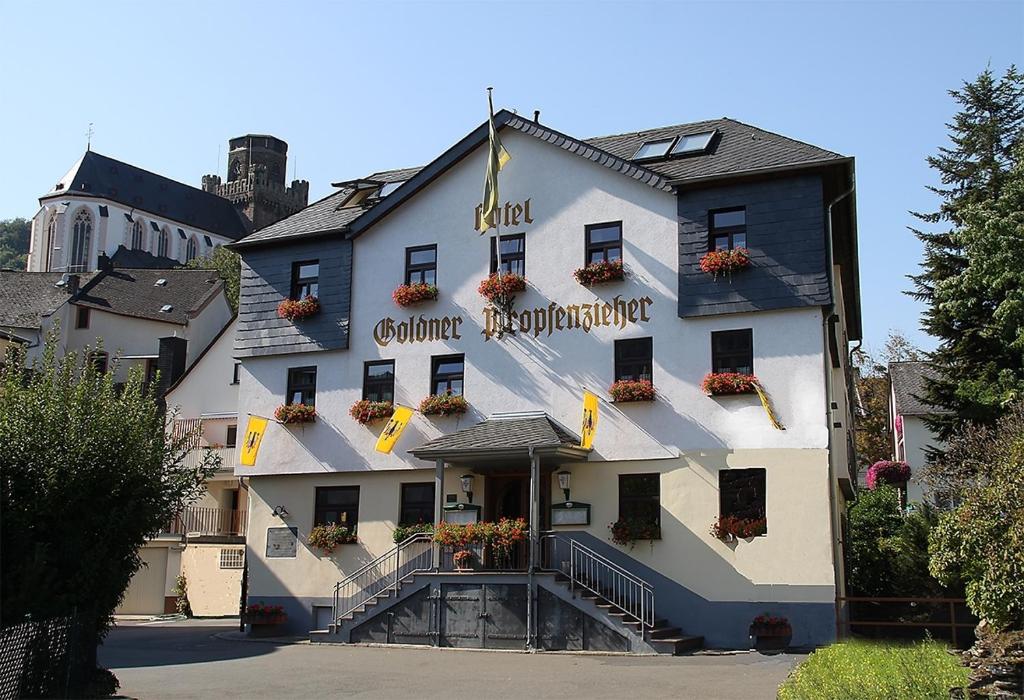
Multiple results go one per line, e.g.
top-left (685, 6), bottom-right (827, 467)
top-left (409, 411), bottom-right (589, 467)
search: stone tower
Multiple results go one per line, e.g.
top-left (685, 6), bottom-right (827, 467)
top-left (202, 135), bottom-right (309, 232)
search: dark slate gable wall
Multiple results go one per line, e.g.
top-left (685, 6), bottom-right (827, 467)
top-left (677, 174), bottom-right (830, 319)
top-left (236, 238), bottom-right (352, 357)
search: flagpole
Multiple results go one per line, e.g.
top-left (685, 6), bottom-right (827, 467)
top-left (488, 87), bottom-right (508, 334)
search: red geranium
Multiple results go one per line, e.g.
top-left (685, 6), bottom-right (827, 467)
top-left (392, 283), bottom-right (438, 307)
top-left (349, 399), bottom-right (394, 424)
top-left (699, 248), bottom-right (750, 278)
top-left (710, 515), bottom-right (767, 539)
top-left (573, 259), bottom-right (625, 286)
top-left (419, 392), bottom-right (468, 416)
top-left (478, 273), bottom-right (527, 302)
top-left (702, 372), bottom-right (758, 395)
top-left (609, 379), bottom-right (656, 402)
top-left (275, 403), bottom-right (317, 424)
top-left (277, 295), bottom-right (320, 321)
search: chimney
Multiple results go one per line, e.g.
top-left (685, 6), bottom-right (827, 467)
top-left (97, 252), bottom-right (112, 272)
top-left (65, 274), bottom-right (79, 296)
top-left (156, 336), bottom-right (188, 396)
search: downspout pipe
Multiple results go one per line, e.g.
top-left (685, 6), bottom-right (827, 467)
top-left (526, 446), bottom-right (536, 652)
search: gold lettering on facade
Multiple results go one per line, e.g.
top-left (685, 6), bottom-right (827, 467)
top-left (374, 315), bottom-right (464, 347)
top-left (482, 295), bottom-right (654, 340)
top-left (475, 198), bottom-right (533, 231)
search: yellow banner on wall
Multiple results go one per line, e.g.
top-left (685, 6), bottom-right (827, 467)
top-left (239, 416), bottom-right (268, 466)
top-left (580, 391), bottom-right (599, 449)
top-left (375, 405), bottom-right (414, 454)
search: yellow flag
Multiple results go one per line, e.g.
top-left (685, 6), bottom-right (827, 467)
top-left (375, 405), bottom-right (414, 454)
top-left (479, 88), bottom-right (511, 233)
top-left (239, 416), bottom-right (268, 466)
top-left (580, 391), bottom-right (599, 449)
top-left (753, 382), bottom-right (785, 431)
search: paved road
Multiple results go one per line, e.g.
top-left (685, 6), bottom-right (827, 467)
top-left (100, 619), bottom-right (803, 700)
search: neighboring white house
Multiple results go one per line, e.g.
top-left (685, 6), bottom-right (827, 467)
top-left (228, 110), bottom-right (861, 652)
top-left (889, 361), bottom-right (945, 504)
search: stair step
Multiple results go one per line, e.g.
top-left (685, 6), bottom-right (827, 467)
top-left (648, 636), bottom-right (703, 655)
top-left (649, 626), bottom-right (682, 639)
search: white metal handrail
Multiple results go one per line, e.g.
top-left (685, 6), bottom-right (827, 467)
top-left (331, 533), bottom-right (433, 625)
top-left (539, 532), bottom-right (655, 629)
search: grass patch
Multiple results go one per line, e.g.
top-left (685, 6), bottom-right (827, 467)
top-left (777, 638), bottom-right (968, 700)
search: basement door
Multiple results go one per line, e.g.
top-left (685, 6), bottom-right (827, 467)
top-left (439, 583), bottom-right (527, 650)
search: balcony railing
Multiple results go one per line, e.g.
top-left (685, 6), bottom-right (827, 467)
top-left (165, 507), bottom-right (247, 537)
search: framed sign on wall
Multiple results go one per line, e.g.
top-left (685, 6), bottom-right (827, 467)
top-left (266, 526), bottom-right (298, 558)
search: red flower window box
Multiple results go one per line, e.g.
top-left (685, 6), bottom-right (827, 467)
top-left (699, 248), bottom-right (750, 278)
top-left (478, 273), bottom-right (527, 302)
top-left (609, 379), bottom-right (656, 402)
top-left (573, 259), bottom-right (625, 286)
top-left (392, 283), bottom-right (438, 307)
top-left (349, 399), bottom-right (394, 424)
top-left (275, 403), bottom-right (317, 424)
top-left (277, 295), bottom-right (320, 321)
top-left (702, 372), bottom-right (758, 396)
top-left (419, 393), bottom-right (469, 416)
top-left (710, 515), bottom-right (767, 540)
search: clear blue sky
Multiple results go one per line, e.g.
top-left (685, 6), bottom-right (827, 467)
top-left (2, 1), bottom-right (1021, 352)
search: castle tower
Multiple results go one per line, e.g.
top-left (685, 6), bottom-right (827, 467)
top-left (202, 134), bottom-right (309, 232)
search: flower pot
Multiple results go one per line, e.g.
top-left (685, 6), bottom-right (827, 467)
top-left (247, 615), bottom-right (287, 637)
top-left (749, 625), bottom-right (792, 654)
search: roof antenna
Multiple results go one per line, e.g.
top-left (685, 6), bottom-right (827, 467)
top-left (533, 110), bottom-right (540, 124)
top-left (85, 123), bottom-right (94, 152)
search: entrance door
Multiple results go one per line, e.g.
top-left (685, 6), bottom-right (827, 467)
top-left (439, 583), bottom-right (528, 649)
top-left (116, 546), bottom-right (168, 615)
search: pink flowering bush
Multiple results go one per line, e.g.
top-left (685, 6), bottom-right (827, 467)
top-left (866, 460), bottom-right (911, 490)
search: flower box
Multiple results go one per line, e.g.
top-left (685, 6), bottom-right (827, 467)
top-left (573, 259), bottom-right (625, 286)
top-left (609, 379), bottom-right (655, 402)
top-left (245, 602), bottom-right (287, 637)
top-left (277, 295), bottom-right (320, 321)
top-left (710, 515), bottom-right (767, 540)
top-left (865, 460), bottom-right (911, 490)
top-left (349, 399), bottom-right (394, 424)
top-left (609, 518), bottom-right (661, 548)
top-left (392, 283), bottom-right (438, 307)
top-left (478, 273), bottom-right (527, 302)
top-left (275, 403), bottom-right (317, 424)
top-left (699, 248), bottom-right (750, 278)
top-left (419, 393), bottom-right (468, 416)
top-left (702, 372), bottom-right (758, 396)
top-left (392, 522), bottom-right (434, 544)
top-left (308, 523), bottom-right (357, 554)
top-left (749, 615), bottom-right (791, 654)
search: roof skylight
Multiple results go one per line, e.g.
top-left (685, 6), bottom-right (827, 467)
top-left (632, 138), bottom-right (675, 160)
top-left (159, 304), bottom-right (173, 313)
top-left (670, 130), bottom-right (716, 155)
top-left (378, 181), bottom-right (405, 197)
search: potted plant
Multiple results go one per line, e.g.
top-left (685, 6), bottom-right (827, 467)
top-left (865, 460), bottom-right (911, 490)
top-left (489, 517), bottom-right (528, 569)
top-left (573, 259), bottom-right (625, 286)
top-left (434, 521), bottom-right (483, 570)
top-left (349, 399), bottom-right (394, 424)
top-left (609, 379), bottom-right (656, 402)
top-left (275, 403), bottom-right (317, 424)
top-left (478, 272), bottom-right (527, 302)
top-left (392, 522), bottom-right (434, 544)
top-left (710, 515), bottom-right (767, 541)
top-left (307, 523), bottom-right (357, 554)
top-left (392, 282), bottom-right (438, 307)
top-left (419, 392), bottom-right (469, 416)
top-left (701, 372), bottom-right (758, 396)
top-left (245, 601), bottom-right (287, 637)
top-left (749, 614), bottom-right (792, 654)
top-left (608, 518), bottom-right (661, 549)
top-left (452, 549), bottom-right (474, 571)
top-left (699, 248), bottom-right (750, 278)
top-left (277, 295), bottom-right (320, 321)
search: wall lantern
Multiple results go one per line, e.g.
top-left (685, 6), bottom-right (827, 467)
top-left (460, 474), bottom-right (476, 504)
top-left (271, 505), bottom-right (289, 518)
top-left (557, 470), bottom-right (572, 502)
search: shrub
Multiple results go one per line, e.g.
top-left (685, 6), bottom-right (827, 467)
top-left (609, 379), bottom-right (656, 402)
top-left (277, 295), bottom-right (320, 321)
top-left (419, 392), bottom-right (468, 416)
top-left (710, 515), bottom-right (767, 539)
top-left (702, 372), bottom-right (758, 395)
top-left (349, 399), bottom-right (394, 424)
top-left (609, 518), bottom-right (661, 547)
top-left (866, 460), bottom-right (911, 489)
top-left (699, 248), bottom-right (750, 277)
top-left (573, 259), bottom-right (625, 286)
top-left (777, 639), bottom-right (968, 700)
top-left (275, 403), bottom-right (317, 424)
top-left (478, 272), bottom-right (527, 302)
top-left (172, 574), bottom-right (191, 617)
top-left (392, 283), bottom-right (438, 306)
top-left (393, 522), bottom-right (434, 544)
top-left (307, 523), bottom-right (356, 553)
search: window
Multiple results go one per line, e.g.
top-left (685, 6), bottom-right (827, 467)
top-left (490, 234), bottom-right (525, 276)
top-left (314, 486), bottom-right (360, 528)
top-left (286, 366), bottom-right (317, 406)
top-left (363, 360), bottom-right (395, 402)
top-left (379, 181), bottom-right (405, 197)
top-left (615, 337), bottom-right (653, 382)
top-left (404, 245), bottom-right (436, 286)
top-left (219, 549), bottom-right (244, 569)
top-left (430, 354), bottom-right (464, 396)
top-left (291, 260), bottom-right (319, 299)
top-left (719, 468), bottom-right (766, 525)
top-left (632, 138), bottom-right (674, 160)
top-left (670, 130), bottom-right (716, 156)
top-left (88, 351), bottom-right (108, 374)
top-left (145, 359), bottom-right (158, 386)
top-left (131, 219), bottom-right (145, 250)
top-left (709, 208), bottom-right (746, 251)
top-left (44, 215), bottom-right (56, 271)
top-left (69, 210), bottom-right (92, 272)
top-left (399, 482), bottom-right (436, 526)
top-left (232, 362), bottom-right (241, 385)
top-left (226, 424), bottom-right (237, 448)
top-left (75, 306), bottom-right (90, 329)
top-left (186, 236), bottom-right (198, 262)
top-left (157, 228), bottom-right (169, 258)
top-left (585, 222), bottom-right (622, 265)
top-left (711, 329), bottom-right (753, 375)
top-left (618, 473), bottom-right (660, 526)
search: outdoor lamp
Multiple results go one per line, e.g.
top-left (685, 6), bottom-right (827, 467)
top-left (460, 474), bottom-right (475, 504)
top-left (271, 505), bottom-right (289, 518)
top-left (557, 470), bottom-right (572, 502)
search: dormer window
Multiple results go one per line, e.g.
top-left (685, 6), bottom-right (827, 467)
top-left (632, 138), bottom-right (674, 160)
top-left (671, 130), bottom-right (716, 156)
top-left (379, 181), bottom-right (405, 197)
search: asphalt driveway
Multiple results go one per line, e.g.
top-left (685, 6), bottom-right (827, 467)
top-left (100, 618), bottom-right (803, 700)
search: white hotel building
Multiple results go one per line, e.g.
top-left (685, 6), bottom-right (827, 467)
top-left (229, 111), bottom-right (861, 652)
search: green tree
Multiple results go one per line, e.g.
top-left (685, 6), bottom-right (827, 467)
top-left (908, 65), bottom-right (1024, 439)
top-left (929, 402), bottom-right (1024, 629)
top-left (186, 246), bottom-right (240, 312)
top-left (0, 336), bottom-right (218, 687)
top-left (0, 217), bottom-right (31, 270)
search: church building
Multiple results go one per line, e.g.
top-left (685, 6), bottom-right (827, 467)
top-left (229, 109), bottom-right (860, 653)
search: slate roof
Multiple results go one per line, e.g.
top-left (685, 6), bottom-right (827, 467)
top-left (409, 413), bottom-right (583, 459)
top-left (232, 111), bottom-right (847, 249)
top-left (108, 245), bottom-right (182, 270)
top-left (41, 151), bottom-right (249, 240)
top-left (75, 268), bottom-right (224, 325)
top-left (889, 361), bottom-right (940, 416)
top-left (0, 271), bottom-right (85, 330)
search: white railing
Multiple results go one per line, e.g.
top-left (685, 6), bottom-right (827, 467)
top-left (540, 532), bottom-right (655, 629)
top-left (332, 533), bottom-right (433, 625)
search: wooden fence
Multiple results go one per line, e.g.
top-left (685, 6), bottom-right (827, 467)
top-left (835, 595), bottom-right (978, 648)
